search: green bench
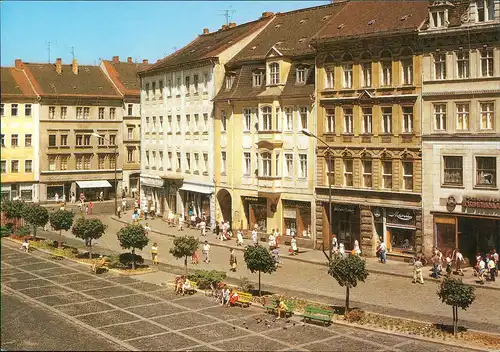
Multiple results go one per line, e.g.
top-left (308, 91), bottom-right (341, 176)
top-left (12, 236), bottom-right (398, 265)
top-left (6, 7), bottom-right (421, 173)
top-left (234, 291), bottom-right (253, 307)
top-left (302, 306), bottom-right (333, 326)
top-left (264, 299), bottom-right (295, 317)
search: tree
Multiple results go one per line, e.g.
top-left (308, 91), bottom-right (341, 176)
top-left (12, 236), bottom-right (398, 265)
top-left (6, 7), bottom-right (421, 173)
top-left (49, 209), bottom-right (75, 248)
top-left (72, 217), bottom-right (106, 260)
top-left (1, 200), bottom-right (26, 231)
top-left (243, 244), bottom-right (276, 296)
top-left (22, 203), bottom-right (49, 240)
top-left (437, 277), bottom-right (475, 336)
top-left (116, 224), bottom-right (149, 270)
top-left (170, 236), bottom-right (199, 276)
top-left (328, 254), bottom-right (369, 312)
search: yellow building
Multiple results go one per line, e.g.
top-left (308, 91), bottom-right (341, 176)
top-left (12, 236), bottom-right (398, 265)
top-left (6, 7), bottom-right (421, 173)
top-left (1, 62), bottom-right (40, 201)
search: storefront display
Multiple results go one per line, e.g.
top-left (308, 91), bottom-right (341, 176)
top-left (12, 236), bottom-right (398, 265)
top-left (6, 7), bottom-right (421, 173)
top-left (244, 197), bottom-right (267, 231)
top-left (330, 204), bottom-right (360, 250)
top-left (385, 209), bottom-right (416, 254)
top-left (282, 200), bottom-right (312, 238)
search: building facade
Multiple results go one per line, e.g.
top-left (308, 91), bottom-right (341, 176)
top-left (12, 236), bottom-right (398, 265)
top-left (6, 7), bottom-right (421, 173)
top-left (101, 56), bottom-right (150, 197)
top-left (312, 1), bottom-right (429, 256)
top-left (1, 62), bottom-right (40, 202)
top-left (420, 0), bottom-right (500, 261)
top-left (138, 18), bottom-right (271, 226)
top-left (22, 58), bottom-right (124, 202)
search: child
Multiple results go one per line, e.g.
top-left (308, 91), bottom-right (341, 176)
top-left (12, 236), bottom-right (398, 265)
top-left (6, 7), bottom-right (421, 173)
top-left (191, 249), bottom-right (199, 265)
top-left (151, 242), bottom-right (159, 265)
top-left (21, 238), bottom-right (30, 252)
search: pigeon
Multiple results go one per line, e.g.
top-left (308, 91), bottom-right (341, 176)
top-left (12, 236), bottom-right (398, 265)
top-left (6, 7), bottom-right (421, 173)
top-left (283, 326), bottom-right (288, 330)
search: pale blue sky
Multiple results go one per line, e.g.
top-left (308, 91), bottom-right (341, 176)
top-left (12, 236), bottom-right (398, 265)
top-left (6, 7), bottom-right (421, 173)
top-left (1, 1), bottom-right (328, 66)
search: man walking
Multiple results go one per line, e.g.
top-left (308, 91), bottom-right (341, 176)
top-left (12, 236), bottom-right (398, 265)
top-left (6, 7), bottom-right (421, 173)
top-left (432, 252), bottom-right (440, 279)
top-left (412, 255), bottom-right (424, 284)
top-left (202, 241), bottom-right (210, 263)
top-left (378, 241), bottom-right (387, 264)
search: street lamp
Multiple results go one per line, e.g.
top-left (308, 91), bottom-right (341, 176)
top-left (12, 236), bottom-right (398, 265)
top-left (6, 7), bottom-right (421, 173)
top-left (92, 133), bottom-right (118, 216)
top-left (301, 129), bottom-right (333, 261)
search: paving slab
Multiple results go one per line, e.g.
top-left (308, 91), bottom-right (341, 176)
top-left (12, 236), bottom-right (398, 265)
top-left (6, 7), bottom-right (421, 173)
top-left (265, 323), bottom-right (338, 346)
top-left (150, 288), bottom-right (181, 301)
top-left (29, 266), bottom-right (77, 277)
top-left (200, 305), bottom-right (261, 321)
top-left (16, 262), bottom-right (61, 271)
top-left (399, 340), bottom-right (468, 352)
top-left (66, 278), bottom-right (116, 291)
top-left (55, 301), bottom-right (114, 316)
top-left (16, 285), bottom-right (71, 298)
top-left (100, 320), bottom-right (168, 341)
top-left (126, 281), bottom-right (163, 292)
top-left (81, 286), bottom-right (136, 299)
top-left (4, 278), bottom-right (52, 290)
top-left (48, 272), bottom-right (96, 284)
top-left (180, 322), bottom-right (250, 343)
top-left (173, 294), bottom-right (221, 310)
top-left (37, 292), bottom-right (92, 306)
top-left (1, 271), bottom-right (38, 281)
top-left (236, 313), bottom-right (291, 333)
top-left (212, 335), bottom-right (289, 351)
top-left (103, 293), bottom-right (163, 308)
top-left (126, 302), bottom-right (185, 318)
top-left (76, 309), bottom-right (139, 328)
top-left (107, 276), bottom-right (138, 285)
top-left (152, 311), bottom-right (217, 330)
top-left (128, 332), bottom-right (197, 351)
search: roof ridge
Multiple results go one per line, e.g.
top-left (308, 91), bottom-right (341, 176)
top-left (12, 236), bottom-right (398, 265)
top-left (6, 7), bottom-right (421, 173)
top-left (200, 14), bottom-right (271, 37)
top-left (275, 0), bottom-right (349, 17)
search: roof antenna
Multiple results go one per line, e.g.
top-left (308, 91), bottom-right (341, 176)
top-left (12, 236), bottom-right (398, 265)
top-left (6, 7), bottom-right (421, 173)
top-left (46, 41), bottom-right (56, 63)
top-left (218, 7), bottom-right (235, 26)
top-left (70, 46), bottom-right (75, 60)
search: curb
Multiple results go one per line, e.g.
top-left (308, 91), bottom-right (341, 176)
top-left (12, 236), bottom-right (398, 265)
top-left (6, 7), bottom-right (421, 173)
top-left (110, 217), bottom-right (500, 292)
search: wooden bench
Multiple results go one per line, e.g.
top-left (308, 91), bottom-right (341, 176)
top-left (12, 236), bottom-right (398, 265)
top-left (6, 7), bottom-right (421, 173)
top-left (184, 280), bottom-right (197, 295)
top-left (233, 291), bottom-right (253, 307)
top-left (302, 306), bottom-right (333, 326)
top-left (265, 299), bottom-right (295, 317)
top-left (91, 258), bottom-right (110, 274)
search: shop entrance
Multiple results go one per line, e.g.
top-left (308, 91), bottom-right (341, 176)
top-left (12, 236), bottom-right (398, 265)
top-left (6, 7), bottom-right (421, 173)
top-left (244, 197), bottom-right (267, 231)
top-left (328, 204), bottom-right (360, 250)
top-left (458, 217), bottom-right (500, 265)
top-left (217, 189), bottom-right (232, 223)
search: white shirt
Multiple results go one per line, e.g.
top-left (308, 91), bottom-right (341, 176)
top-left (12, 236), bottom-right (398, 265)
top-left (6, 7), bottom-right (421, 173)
top-left (203, 244), bottom-right (210, 252)
top-left (379, 242), bottom-right (386, 251)
top-left (237, 232), bottom-right (243, 242)
top-left (251, 230), bottom-right (258, 243)
top-left (479, 260), bottom-right (485, 270)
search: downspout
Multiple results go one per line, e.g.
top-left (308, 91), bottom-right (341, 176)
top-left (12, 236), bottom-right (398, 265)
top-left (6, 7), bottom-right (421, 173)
top-left (230, 99), bottom-right (235, 227)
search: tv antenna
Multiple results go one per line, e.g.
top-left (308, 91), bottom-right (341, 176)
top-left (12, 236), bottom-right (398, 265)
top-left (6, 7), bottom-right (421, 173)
top-left (46, 41), bottom-right (57, 63)
top-left (70, 46), bottom-right (75, 60)
top-left (219, 7), bottom-right (235, 25)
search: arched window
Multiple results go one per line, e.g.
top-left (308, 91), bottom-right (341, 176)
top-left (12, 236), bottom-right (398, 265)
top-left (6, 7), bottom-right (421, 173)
top-left (269, 62), bottom-right (280, 84)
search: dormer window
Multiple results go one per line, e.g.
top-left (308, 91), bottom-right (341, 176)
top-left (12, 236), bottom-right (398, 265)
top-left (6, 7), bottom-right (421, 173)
top-left (477, 0), bottom-right (495, 22)
top-left (225, 74), bottom-right (235, 90)
top-left (252, 71), bottom-right (264, 87)
top-left (429, 1), bottom-right (452, 28)
top-left (269, 62), bottom-right (280, 85)
top-left (296, 66), bottom-right (307, 84)
top-left (430, 10), bottom-right (447, 27)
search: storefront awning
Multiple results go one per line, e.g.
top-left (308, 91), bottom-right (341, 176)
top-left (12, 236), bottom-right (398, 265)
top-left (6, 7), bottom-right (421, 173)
top-left (179, 184), bottom-right (213, 195)
top-left (76, 180), bottom-right (112, 189)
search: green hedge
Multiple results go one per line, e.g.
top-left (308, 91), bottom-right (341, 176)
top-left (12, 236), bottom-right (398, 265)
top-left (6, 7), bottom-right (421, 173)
top-left (188, 269), bottom-right (226, 289)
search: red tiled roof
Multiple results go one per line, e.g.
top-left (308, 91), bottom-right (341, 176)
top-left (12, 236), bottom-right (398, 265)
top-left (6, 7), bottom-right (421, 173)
top-left (0, 67), bottom-right (37, 98)
top-left (102, 60), bottom-right (150, 96)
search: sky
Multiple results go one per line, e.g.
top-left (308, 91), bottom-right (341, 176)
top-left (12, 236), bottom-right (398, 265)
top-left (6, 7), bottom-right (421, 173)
top-left (1, 1), bottom-right (328, 66)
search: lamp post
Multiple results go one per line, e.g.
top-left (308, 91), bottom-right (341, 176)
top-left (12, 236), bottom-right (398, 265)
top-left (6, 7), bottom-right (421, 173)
top-left (302, 129), bottom-right (333, 261)
top-left (92, 133), bottom-right (118, 216)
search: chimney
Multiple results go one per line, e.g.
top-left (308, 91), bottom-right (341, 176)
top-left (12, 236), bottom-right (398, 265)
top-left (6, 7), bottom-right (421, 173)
top-left (127, 57), bottom-right (133, 63)
top-left (229, 22), bottom-right (236, 28)
top-left (143, 59), bottom-right (148, 64)
top-left (156, 59), bottom-right (161, 63)
top-left (112, 56), bottom-right (119, 63)
top-left (203, 28), bottom-right (209, 34)
top-left (15, 59), bottom-right (23, 70)
top-left (261, 11), bottom-right (274, 18)
top-left (55, 58), bottom-right (62, 74)
top-left (72, 59), bottom-right (78, 75)
top-left (221, 24), bottom-right (228, 30)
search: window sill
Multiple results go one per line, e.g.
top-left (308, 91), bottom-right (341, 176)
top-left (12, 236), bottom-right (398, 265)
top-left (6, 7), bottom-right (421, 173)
top-left (203, 131), bottom-right (208, 135)
top-left (159, 167), bottom-right (164, 171)
top-left (60, 146), bottom-right (70, 149)
top-left (167, 132), bottom-right (172, 135)
top-left (176, 132), bottom-right (181, 135)
top-left (203, 172), bottom-right (209, 176)
top-left (176, 169), bottom-right (181, 172)
top-left (193, 92), bottom-right (199, 96)
top-left (145, 167), bottom-right (150, 170)
top-left (176, 95), bottom-right (181, 98)
top-left (48, 146), bottom-right (58, 149)
top-left (221, 172), bottom-right (227, 176)
top-left (151, 167), bottom-right (157, 170)
top-left (473, 185), bottom-right (498, 191)
top-left (185, 171), bottom-right (191, 174)
top-left (193, 171), bottom-right (199, 175)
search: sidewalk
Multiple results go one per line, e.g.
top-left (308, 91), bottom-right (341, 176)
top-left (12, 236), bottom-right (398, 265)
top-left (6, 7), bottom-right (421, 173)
top-left (111, 211), bottom-right (500, 291)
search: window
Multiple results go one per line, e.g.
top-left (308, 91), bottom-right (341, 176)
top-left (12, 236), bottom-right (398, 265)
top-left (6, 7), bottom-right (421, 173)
top-left (221, 110), bottom-right (227, 131)
top-left (274, 152), bottom-right (280, 177)
top-left (152, 151), bottom-right (156, 169)
top-left (97, 135), bottom-right (105, 146)
top-left (362, 63), bottom-right (371, 87)
top-left (476, 157), bottom-right (496, 187)
top-left (159, 80), bottom-right (163, 98)
top-left (145, 83), bottom-right (150, 98)
top-left (152, 82), bottom-right (156, 97)
top-left (382, 160), bottom-right (393, 189)
top-left (362, 108), bottom-right (372, 134)
top-left (443, 156), bottom-right (463, 185)
top-left (203, 153), bottom-right (208, 173)
top-left (1, 160), bottom-right (6, 173)
top-left (243, 108), bottom-right (252, 131)
top-left (203, 73), bottom-right (209, 92)
top-left (193, 75), bottom-right (199, 93)
top-left (176, 115), bottom-right (181, 133)
top-left (25, 160), bottom-right (32, 173)
top-left (402, 161), bottom-right (413, 190)
top-left (402, 106), bottom-right (413, 133)
top-left (269, 63), bottom-right (279, 85)
top-left (11, 160), bottom-right (19, 173)
top-left (253, 72), bottom-right (263, 87)
top-left (60, 156), bottom-right (68, 170)
top-left (299, 154), bottom-right (307, 178)
top-left (83, 107), bottom-right (90, 120)
top-left (244, 152), bottom-right (251, 176)
top-left (152, 116), bottom-right (157, 133)
top-left (109, 135), bottom-right (116, 146)
top-left (343, 159), bottom-right (353, 186)
top-left (49, 157), bottom-right (57, 171)
top-left (193, 114), bottom-right (198, 133)
top-left (11, 104), bottom-right (18, 116)
top-left (431, 10), bottom-right (446, 28)
top-left (362, 160), bottom-right (372, 187)
top-left (98, 155), bottom-right (105, 169)
top-left (24, 134), bottom-right (32, 147)
top-left (326, 108), bottom-right (335, 133)
top-left (325, 157), bottom-right (334, 185)
top-left (325, 66), bottom-right (334, 89)
top-left (402, 58), bottom-right (413, 85)
top-left (109, 154), bottom-right (115, 169)
top-left (203, 113), bottom-right (208, 132)
top-left (285, 153), bottom-right (293, 177)
top-left (176, 77), bottom-right (181, 95)
top-left (225, 75), bottom-right (234, 90)
top-left (185, 76), bottom-right (190, 94)
top-left (60, 106), bottom-right (67, 119)
top-left (109, 108), bottom-right (115, 120)
top-left (11, 134), bottom-right (19, 147)
top-left (296, 67), bottom-right (306, 84)
top-left (381, 107), bottom-right (392, 134)
top-left (25, 104), bottom-right (32, 116)
top-left (167, 152), bottom-right (172, 170)
top-left (127, 148), bottom-right (134, 163)
top-left (1, 134), bottom-right (4, 147)
top-left (127, 104), bottom-right (133, 116)
top-left (128, 127), bottom-right (134, 140)
top-left (186, 153), bottom-right (191, 171)
top-left (299, 107), bottom-right (308, 129)
top-left (262, 106), bottom-right (272, 131)
top-left (49, 106), bottom-right (55, 119)
top-left (176, 152), bottom-right (181, 171)
top-left (342, 64), bottom-right (353, 88)
top-left (457, 51), bottom-right (469, 78)
top-left (285, 108), bottom-right (293, 131)
top-left (456, 103), bottom-right (469, 130)
top-left (48, 134), bottom-right (56, 147)
top-left (221, 152), bottom-right (227, 175)
top-left (343, 108), bottom-right (353, 134)
top-left (381, 61), bottom-right (392, 86)
top-left (98, 107), bottom-right (105, 119)
top-left (167, 79), bottom-right (172, 97)
top-left (167, 116), bottom-right (172, 133)
top-left (480, 102), bottom-right (494, 130)
top-left (0, 104), bottom-right (4, 116)
top-left (83, 155), bottom-right (90, 170)
top-left (75, 156), bottom-right (82, 170)
top-left (262, 152), bottom-right (271, 176)
top-left (481, 49), bottom-right (494, 77)
top-left (434, 53), bottom-right (446, 80)
top-left (433, 104), bottom-right (447, 131)
top-left (76, 135), bottom-right (83, 146)
top-left (477, 0), bottom-right (495, 22)
top-left (76, 107), bottom-right (83, 119)
top-left (185, 115), bottom-right (190, 134)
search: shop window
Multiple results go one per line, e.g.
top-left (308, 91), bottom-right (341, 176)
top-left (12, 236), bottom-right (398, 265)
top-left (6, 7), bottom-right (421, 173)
top-left (382, 160), bottom-right (393, 189)
top-left (476, 157), bottom-right (496, 187)
top-left (20, 188), bottom-right (33, 201)
top-left (443, 156), bottom-right (463, 185)
top-left (389, 228), bottom-right (415, 253)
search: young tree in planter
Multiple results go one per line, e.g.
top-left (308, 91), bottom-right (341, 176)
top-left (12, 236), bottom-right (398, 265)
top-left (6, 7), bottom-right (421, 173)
top-left (243, 244), bottom-right (276, 296)
top-left (72, 217), bottom-right (107, 260)
top-left (116, 224), bottom-right (149, 270)
top-left (2, 200), bottom-right (26, 232)
top-left (49, 209), bottom-right (75, 248)
top-left (328, 254), bottom-right (369, 312)
top-left (21, 203), bottom-right (49, 240)
top-left (170, 236), bottom-right (200, 276)
top-left (437, 277), bottom-right (475, 336)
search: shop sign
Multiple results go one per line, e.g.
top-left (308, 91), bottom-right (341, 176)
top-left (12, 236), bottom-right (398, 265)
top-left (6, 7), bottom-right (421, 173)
top-left (386, 209), bottom-right (416, 226)
top-left (462, 196), bottom-right (500, 210)
top-left (334, 205), bottom-right (355, 213)
top-left (140, 177), bottom-right (164, 188)
top-left (283, 200), bottom-right (311, 209)
top-left (243, 196), bottom-right (266, 204)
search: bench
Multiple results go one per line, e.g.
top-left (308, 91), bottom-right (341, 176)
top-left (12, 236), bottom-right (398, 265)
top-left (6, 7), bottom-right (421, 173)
top-left (233, 291), bottom-right (253, 307)
top-left (184, 280), bottom-right (198, 295)
top-left (302, 306), bottom-right (333, 326)
top-left (265, 299), bottom-right (295, 317)
top-left (51, 249), bottom-right (65, 261)
top-left (91, 259), bottom-right (110, 274)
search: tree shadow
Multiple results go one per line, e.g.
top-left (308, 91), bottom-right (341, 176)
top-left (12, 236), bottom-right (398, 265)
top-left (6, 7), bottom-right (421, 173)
top-left (434, 323), bottom-right (467, 334)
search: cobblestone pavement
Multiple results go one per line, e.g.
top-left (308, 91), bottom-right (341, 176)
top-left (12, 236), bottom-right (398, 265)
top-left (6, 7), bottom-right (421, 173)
top-left (32, 213), bottom-right (500, 334)
top-left (1, 242), bottom-right (478, 352)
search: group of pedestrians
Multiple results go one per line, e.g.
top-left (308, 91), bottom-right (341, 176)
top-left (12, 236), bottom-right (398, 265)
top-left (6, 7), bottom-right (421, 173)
top-left (473, 249), bottom-right (498, 284)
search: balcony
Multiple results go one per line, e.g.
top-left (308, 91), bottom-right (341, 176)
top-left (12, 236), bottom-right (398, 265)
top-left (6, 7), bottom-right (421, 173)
top-left (256, 175), bottom-right (282, 193)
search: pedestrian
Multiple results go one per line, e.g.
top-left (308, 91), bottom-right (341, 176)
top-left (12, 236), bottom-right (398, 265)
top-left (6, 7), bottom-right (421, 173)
top-left (71, 192), bottom-right (76, 204)
top-left (274, 228), bottom-right (280, 248)
top-left (492, 248), bottom-right (499, 277)
top-left (378, 241), bottom-right (387, 264)
top-left (62, 194), bottom-right (66, 203)
top-left (229, 249), bottom-right (237, 272)
top-left (412, 254), bottom-right (424, 284)
top-left (353, 240), bottom-right (361, 256)
top-left (190, 214), bottom-right (196, 228)
top-left (144, 223), bottom-right (151, 236)
top-left (122, 189), bottom-right (126, 199)
top-left (88, 201), bottom-right (93, 215)
top-left (478, 256), bottom-right (486, 284)
top-left (432, 252), bottom-right (440, 279)
top-left (290, 236), bottom-right (298, 256)
top-left (251, 228), bottom-right (258, 245)
top-left (168, 211), bottom-right (175, 226)
top-left (117, 205), bottom-right (121, 218)
top-left (99, 191), bottom-right (104, 202)
top-left (453, 248), bottom-right (464, 275)
top-left (178, 215), bottom-right (184, 231)
top-left (122, 197), bottom-right (127, 212)
top-left (20, 238), bottom-right (30, 252)
top-left (191, 248), bottom-right (199, 264)
top-left (488, 255), bottom-right (496, 282)
top-left (202, 240), bottom-right (210, 263)
top-left (55, 193), bottom-right (59, 203)
top-left (151, 242), bottom-right (159, 265)
top-left (236, 230), bottom-right (244, 246)
top-left (200, 220), bottom-right (206, 237)
top-left (332, 234), bottom-right (338, 254)
top-left (445, 255), bottom-right (453, 276)
top-left (215, 222), bottom-right (220, 239)
top-left (143, 204), bottom-right (148, 220)
top-left (268, 231), bottom-right (276, 250)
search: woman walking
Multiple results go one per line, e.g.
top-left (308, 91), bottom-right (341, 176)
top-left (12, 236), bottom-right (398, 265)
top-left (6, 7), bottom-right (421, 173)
top-left (151, 242), bottom-right (159, 265)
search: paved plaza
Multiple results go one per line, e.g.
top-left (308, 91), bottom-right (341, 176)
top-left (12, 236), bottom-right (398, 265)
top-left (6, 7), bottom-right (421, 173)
top-left (1, 241), bottom-right (476, 352)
